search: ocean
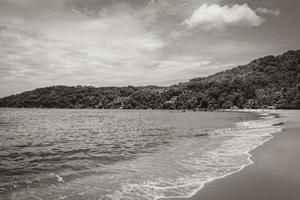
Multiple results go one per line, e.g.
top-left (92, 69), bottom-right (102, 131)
top-left (0, 108), bottom-right (284, 200)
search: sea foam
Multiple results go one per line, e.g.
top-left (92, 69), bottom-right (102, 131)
top-left (104, 112), bottom-right (284, 200)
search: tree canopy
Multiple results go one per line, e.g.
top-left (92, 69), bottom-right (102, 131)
top-left (1, 50), bottom-right (299, 109)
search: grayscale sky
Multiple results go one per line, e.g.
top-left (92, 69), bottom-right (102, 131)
top-left (0, 0), bottom-right (299, 97)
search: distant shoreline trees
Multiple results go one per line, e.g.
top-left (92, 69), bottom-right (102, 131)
top-left (0, 50), bottom-right (299, 110)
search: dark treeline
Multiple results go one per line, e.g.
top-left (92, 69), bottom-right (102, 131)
top-left (1, 50), bottom-right (299, 110)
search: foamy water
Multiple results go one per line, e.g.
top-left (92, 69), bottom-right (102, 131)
top-left (105, 113), bottom-right (283, 200)
top-left (0, 109), bottom-right (284, 200)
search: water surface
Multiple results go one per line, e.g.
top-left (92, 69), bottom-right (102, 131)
top-left (0, 109), bottom-right (283, 200)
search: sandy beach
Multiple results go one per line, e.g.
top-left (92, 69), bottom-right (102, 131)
top-left (160, 110), bottom-right (300, 200)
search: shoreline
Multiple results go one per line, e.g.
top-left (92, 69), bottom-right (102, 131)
top-left (158, 110), bottom-right (281, 200)
top-left (160, 110), bottom-right (300, 200)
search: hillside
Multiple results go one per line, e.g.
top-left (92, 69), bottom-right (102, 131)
top-left (0, 50), bottom-right (299, 109)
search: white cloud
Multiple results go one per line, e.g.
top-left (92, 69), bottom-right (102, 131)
top-left (0, 0), bottom-right (291, 97)
top-left (0, 3), bottom-right (166, 94)
top-left (256, 7), bottom-right (280, 16)
top-left (183, 3), bottom-right (265, 30)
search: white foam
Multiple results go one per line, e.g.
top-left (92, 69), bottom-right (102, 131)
top-left (105, 112), bottom-right (285, 200)
top-left (56, 175), bottom-right (64, 182)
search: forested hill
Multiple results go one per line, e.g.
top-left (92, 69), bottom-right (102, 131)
top-left (1, 50), bottom-right (299, 109)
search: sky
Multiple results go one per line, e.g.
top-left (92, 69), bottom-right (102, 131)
top-left (0, 0), bottom-right (299, 97)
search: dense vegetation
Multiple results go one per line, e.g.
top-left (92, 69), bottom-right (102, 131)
top-left (1, 50), bottom-right (299, 109)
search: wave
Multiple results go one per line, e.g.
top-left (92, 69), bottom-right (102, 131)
top-left (7, 111), bottom-right (285, 200)
top-left (104, 112), bottom-right (284, 200)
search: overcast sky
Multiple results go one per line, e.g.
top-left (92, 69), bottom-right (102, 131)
top-left (0, 0), bottom-right (299, 97)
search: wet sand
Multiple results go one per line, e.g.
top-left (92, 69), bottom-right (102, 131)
top-left (161, 110), bottom-right (300, 200)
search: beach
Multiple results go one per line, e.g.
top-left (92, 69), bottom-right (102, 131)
top-left (0, 109), bottom-right (297, 199)
top-left (161, 110), bottom-right (300, 200)
top-left (1, 109), bottom-right (265, 199)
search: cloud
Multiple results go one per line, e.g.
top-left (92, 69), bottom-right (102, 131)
top-left (0, 1), bottom-right (166, 93)
top-left (183, 3), bottom-right (265, 30)
top-left (256, 7), bottom-right (280, 16)
top-left (0, 0), bottom-right (293, 97)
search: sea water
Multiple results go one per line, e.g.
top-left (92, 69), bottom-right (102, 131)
top-left (0, 109), bottom-right (284, 200)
